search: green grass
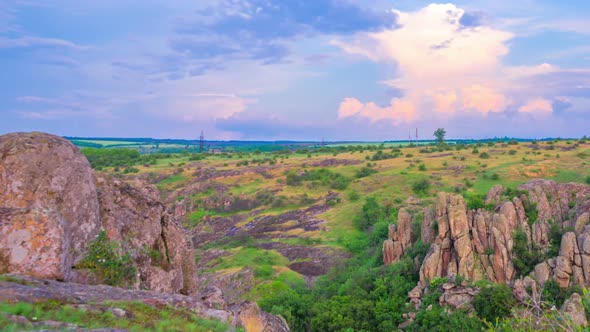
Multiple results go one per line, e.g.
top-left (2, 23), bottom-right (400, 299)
top-left (0, 300), bottom-right (236, 332)
top-left (156, 174), bottom-right (188, 190)
top-left (209, 247), bottom-right (288, 272)
top-left (550, 169), bottom-right (583, 183)
top-left (78, 140), bottom-right (144, 146)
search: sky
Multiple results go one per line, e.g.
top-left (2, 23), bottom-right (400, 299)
top-left (0, 0), bottom-right (589, 140)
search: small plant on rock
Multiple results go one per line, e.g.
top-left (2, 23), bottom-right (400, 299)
top-left (78, 230), bottom-right (136, 287)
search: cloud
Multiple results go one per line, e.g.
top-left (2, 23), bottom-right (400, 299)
top-left (333, 3), bottom-right (590, 126)
top-left (0, 36), bottom-right (83, 49)
top-left (338, 97), bottom-right (415, 124)
top-left (518, 98), bottom-right (552, 113)
top-left (459, 11), bottom-right (485, 27)
top-left (170, 0), bottom-right (397, 69)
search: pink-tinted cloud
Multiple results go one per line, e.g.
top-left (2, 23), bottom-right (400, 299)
top-left (333, 3), bottom-right (575, 123)
top-left (519, 98), bottom-right (553, 113)
top-left (338, 97), bottom-right (416, 124)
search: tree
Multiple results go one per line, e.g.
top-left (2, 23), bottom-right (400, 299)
top-left (434, 128), bottom-right (446, 145)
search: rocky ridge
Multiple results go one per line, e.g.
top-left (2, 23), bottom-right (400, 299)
top-left (383, 178), bottom-right (590, 325)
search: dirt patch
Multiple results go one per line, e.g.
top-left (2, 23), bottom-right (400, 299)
top-left (427, 153), bottom-right (453, 158)
top-left (310, 159), bottom-right (362, 167)
top-left (447, 165), bottom-right (465, 175)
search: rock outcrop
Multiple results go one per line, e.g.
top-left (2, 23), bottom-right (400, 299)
top-left (383, 208), bottom-right (413, 265)
top-left (0, 132), bottom-right (196, 294)
top-left (382, 178), bottom-right (590, 309)
top-left (0, 132), bottom-right (101, 281)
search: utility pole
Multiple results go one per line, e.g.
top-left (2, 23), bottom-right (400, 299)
top-left (199, 130), bottom-right (205, 153)
top-left (408, 129), bottom-right (411, 146)
top-left (415, 128), bottom-right (418, 146)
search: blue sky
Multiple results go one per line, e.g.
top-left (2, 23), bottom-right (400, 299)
top-left (0, 0), bottom-right (589, 140)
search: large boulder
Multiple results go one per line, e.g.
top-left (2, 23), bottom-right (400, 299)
top-left (0, 132), bottom-right (196, 295)
top-left (0, 132), bottom-right (101, 280)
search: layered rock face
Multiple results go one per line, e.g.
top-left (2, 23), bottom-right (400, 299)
top-left (0, 132), bottom-right (196, 295)
top-left (383, 179), bottom-right (590, 290)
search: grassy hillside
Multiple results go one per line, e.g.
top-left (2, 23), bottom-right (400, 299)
top-left (89, 137), bottom-right (590, 330)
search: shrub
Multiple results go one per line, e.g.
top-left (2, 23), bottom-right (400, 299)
top-left (418, 163), bottom-right (427, 171)
top-left (490, 173), bottom-right (500, 181)
top-left (355, 167), bottom-right (378, 178)
top-left (512, 227), bottom-right (539, 277)
top-left (466, 194), bottom-right (493, 210)
top-left (412, 179), bottom-right (431, 196)
top-left (509, 150), bottom-right (517, 155)
top-left (522, 200), bottom-right (538, 225)
top-left (77, 230), bottom-right (136, 287)
top-left (586, 176), bottom-right (590, 184)
top-left (474, 284), bottom-right (516, 323)
top-left (354, 197), bottom-right (385, 230)
top-left (479, 152), bottom-right (490, 159)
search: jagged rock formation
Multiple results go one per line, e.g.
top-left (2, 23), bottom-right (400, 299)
top-left (383, 178), bottom-right (590, 314)
top-left (0, 132), bottom-right (195, 294)
top-left (383, 208), bottom-right (413, 265)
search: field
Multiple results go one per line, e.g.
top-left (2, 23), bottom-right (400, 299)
top-left (88, 139), bottom-right (589, 303)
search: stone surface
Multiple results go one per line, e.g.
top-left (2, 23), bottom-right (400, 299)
top-left (561, 293), bottom-right (588, 327)
top-left (0, 132), bottom-right (101, 281)
top-left (233, 301), bottom-right (290, 332)
top-left (0, 132), bottom-right (196, 295)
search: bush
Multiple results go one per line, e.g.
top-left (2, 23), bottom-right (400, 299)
top-left (509, 150), bottom-right (517, 155)
top-left (522, 199), bottom-right (538, 225)
top-left (479, 152), bottom-right (490, 159)
top-left (348, 190), bottom-right (360, 202)
top-left (474, 284), bottom-right (516, 323)
top-left (586, 176), bottom-right (590, 184)
top-left (77, 230), bottom-right (136, 287)
top-left (490, 173), bottom-right (500, 181)
top-left (466, 194), bottom-right (493, 210)
top-left (418, 163), bottom-right (427, 171)
top-left (512, 227), bottom-right (539, 277)
top-left (355, 167), bottom-right (378, 178)
top-left (412, 179), bottom-right (431, 196)
top-left (410, 305), bottom-right (484, 331)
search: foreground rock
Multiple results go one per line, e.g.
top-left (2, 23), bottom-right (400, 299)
top-left (0, 274), bottom-right (289, 331)
top-left (0, 132), bottom-right (196, 294)
top-left (0, 132), bottom-right (101, 280)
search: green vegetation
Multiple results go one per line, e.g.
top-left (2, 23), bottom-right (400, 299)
top-left (77, 230), bottom-right (136, 287)
top-left (474, 284), bottom-right (516, 323)
top-left (434, 128), bottom-right (446, 145)
top-left (286, 168), bottom-right (350, 190)
top-left (412, 179), bottom-right (431, 196)
top-left (0, 300), bottom-right (235, 332)
top-left (80, 136), bottom-right (590, 331)
top-left (355, 166), bottom-right (378, 178)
